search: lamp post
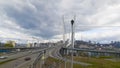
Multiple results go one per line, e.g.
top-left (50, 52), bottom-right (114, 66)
top-left (62, 16), bottom-right (67, 68)
top-left (71, 19), bottom-right (74, 68)
top-left (32, 37), bottom-right (40, 47)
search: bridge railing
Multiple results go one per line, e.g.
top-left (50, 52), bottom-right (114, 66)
top-left (30, 46), bottom-right (55, 68)
top-left (32, 51), bottom-right (43, 68)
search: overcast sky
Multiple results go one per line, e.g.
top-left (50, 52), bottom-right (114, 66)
top-left (0, 0), bottom-right (120, 43)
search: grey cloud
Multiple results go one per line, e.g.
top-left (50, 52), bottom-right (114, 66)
top-left (1, 0), bottom-right (120, 42)
top-left (1, 0), bottom-right (61, 39)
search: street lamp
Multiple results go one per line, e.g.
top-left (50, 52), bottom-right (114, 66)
top-left (62, 16), bottom-right (67, 68)
top-left (32, 37), bottom-right (40, 47)
top-left (71, 19), bottom-right (74, 68)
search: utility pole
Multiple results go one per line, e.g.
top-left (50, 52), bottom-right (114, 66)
top-left (62, 16), bottom-right (67, 68)
top-left (71, 19), bottom-right (74, 68)
top-left (62, 16), bottom-right (66, 47)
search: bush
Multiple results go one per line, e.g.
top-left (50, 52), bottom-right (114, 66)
top-left (4, 43), bottom-right (13, 47)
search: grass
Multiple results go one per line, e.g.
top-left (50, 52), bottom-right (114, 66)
top-left (92, 56), bottom-right (113, 59)
top-left (33, 56), bottom-right (120, 68)
top-left (43, 57), bottom-right (64, 68)
top-left (71, 56), bottom-right (120, 68)
top-left (43, 57), bottom-right (83, 68)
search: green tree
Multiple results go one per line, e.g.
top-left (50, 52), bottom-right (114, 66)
top-left (4, 40), bottom-right (15, 47)
top-left (4, 43), bottom-right (13, 47)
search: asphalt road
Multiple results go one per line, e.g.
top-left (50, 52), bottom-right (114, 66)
top-left (16, 53), bottom-right (39, 68)
top-left (49, 45), bottom-right (91, 66)
top-left (0, 44), bottom-right (91, 68)
top-left (0, 51), bottom-right (30, 62)
top-left (0, 53), bottom-right (39, 68)
top-left (0, 49), bottom-right (43, 68)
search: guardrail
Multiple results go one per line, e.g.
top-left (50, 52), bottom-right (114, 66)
top-left (32, 51), bottom-right (43, 68)
top-left (63, 47), bottom-right (120, 54)
top-left (30, 46), bottom-right (55, 68)
top-left (0, 47), bottom-right (43, 49)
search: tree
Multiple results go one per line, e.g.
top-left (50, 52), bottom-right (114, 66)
top-left (4, 43), bottom-right (13, 47)
top-left (4, 40), bottom-right (15, 47)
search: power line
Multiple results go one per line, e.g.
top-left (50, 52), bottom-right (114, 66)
top-left (77, 25), bottom-right (120, 27)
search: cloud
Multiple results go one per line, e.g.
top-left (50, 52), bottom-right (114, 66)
top-left (0, 0), bottom-right (120, 43)
top-left (0, 0), bottom-right (62, 40)
top-left (75, 27), bottom-right (120, 43)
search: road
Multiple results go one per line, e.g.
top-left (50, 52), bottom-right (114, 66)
top-left (49, 45), bottom-right (91, 66)
top-left (0, 44), bottom-right (92, 68)
top-left (0, 51), bottom-right (30, 62)
top-left (0, 47), bottom-right (54, 68)
top-left (0, 49), bottom-right (44, 68)
top-left (15, 53), bottom-right (39, 68)
top-left (0, 53), bottom-right (39, 68)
